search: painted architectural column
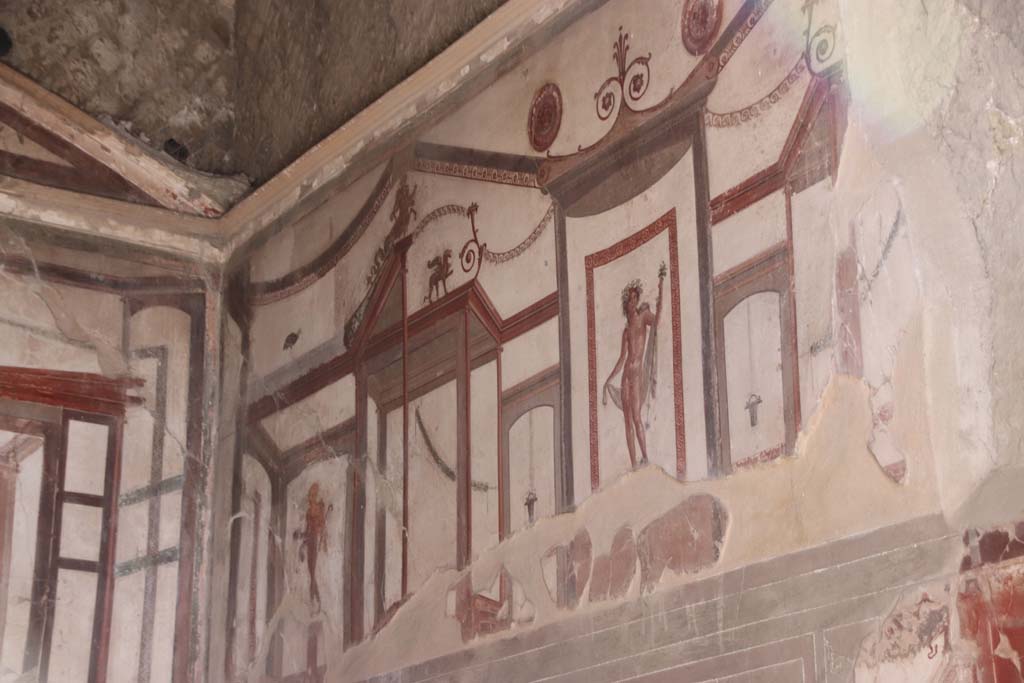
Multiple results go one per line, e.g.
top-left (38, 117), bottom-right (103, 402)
top-left (455, 310), bottom-right (471, 570)
top-left (345, 366), bottom-right (369, 646)
top-left (266, 474), bottom-right (286, 678)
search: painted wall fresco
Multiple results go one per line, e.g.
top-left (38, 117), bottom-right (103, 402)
top-left (2, 0), bottom-right (1013, 680)
top-left (220, 0), bottom-right (869, 678)
top-left (0, 234), bottom-right (214, 683)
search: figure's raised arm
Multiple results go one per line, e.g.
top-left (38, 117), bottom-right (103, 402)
top-left (653, 262), bottom-right (667, 328)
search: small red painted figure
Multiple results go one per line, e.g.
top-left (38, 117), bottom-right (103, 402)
top-left (603, 262), bottom-right (666, 468)
top-left (294, 483), bottom-right (330, 610)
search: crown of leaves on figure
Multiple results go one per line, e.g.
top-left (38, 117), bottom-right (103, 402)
top-left (621, 278), bottom-right (643, 316)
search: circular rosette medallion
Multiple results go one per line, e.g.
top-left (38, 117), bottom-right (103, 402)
top-left (681, 0), bottom-right (723, 56)
top-left (527, 83), bottom-right (563, 152)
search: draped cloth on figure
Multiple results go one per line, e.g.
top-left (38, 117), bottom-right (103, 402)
top-left (604, 318), bottom-right (658, 417)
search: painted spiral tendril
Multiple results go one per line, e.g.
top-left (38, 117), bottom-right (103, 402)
top-left (458, 203), bottom-right (484, 278)
top-left (809, 24), bottom-right (836, 71)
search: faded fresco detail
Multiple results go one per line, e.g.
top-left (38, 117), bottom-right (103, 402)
top-left (233, 0), bottom-right (859, 675)
top-left (601, 263), bottom-right (666, 469)
top-left (4, 0), bottom-right (1022, 679)
top-left (295, 484), bottom-right (331, 611)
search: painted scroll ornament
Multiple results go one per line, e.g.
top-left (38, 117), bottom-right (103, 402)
top-left (802, 0), bottom-right (840, 76)
top-left (593, 27), bottom-right (651, 122)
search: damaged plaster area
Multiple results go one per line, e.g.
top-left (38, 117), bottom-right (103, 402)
top-left (0, 0), bottom-right (237, 174)
top-left (242, 373), bottom-right (940, 681)
top-left (854, 523), bottom-right (1024, 681)
top-left (0, 227), bottom-right (127, 378)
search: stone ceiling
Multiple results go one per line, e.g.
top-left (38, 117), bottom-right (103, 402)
top-left (0, 0), bottom-right (507, 184)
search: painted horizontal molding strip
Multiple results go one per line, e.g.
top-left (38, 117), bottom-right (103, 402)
top-left (0, 0), bottom-right (614, 263)
top-left (119, 475), bottom-right (185, 507)
top-left (115, 547), bottom-right (180, 578)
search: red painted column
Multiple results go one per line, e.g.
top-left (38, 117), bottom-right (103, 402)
top-left (455, 311), bottom-right (471, 570)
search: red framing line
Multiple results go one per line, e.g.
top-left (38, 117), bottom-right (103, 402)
top-left (784, 185), bottom-right (802, 431)
top-left (584, 209), bottom-right (686, 491)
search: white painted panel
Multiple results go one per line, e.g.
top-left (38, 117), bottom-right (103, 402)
top-left (59, 503), bottom-right (102, 562)
top-left (712, 191), bottom-right (788, 276)
top-left (48, 570), bottom-right (98, 683)
top-left (470, 362), bottom-right (499, 560)
top-left (64, 420), bottom-right (108, 495)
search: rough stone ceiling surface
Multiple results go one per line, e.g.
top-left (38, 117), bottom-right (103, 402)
top-left (0, 0), bottom-right (508, 184)
top-left (0, 0), bottom-right (237, 174)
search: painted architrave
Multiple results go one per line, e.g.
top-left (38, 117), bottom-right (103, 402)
top-left (413, 142), bottom-right (543, 189)
top-left (0, 366), bottom-right (143, 417)
top-left (584, 210), bottom-right (686, 490)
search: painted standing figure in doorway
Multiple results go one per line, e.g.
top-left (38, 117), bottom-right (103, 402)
top-left (603, 263), bottom-right (666, 467)
top-left (294, 483), bottom-right (331, 610)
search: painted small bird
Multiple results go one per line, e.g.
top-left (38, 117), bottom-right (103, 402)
top-left (283, 330), bottom-right (301, 350)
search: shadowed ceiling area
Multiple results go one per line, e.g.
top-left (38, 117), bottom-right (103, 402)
top-left (0, 0), bottom-right (507, 183)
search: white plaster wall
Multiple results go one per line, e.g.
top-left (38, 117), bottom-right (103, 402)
top-left (249, 163), bottom-right (389, 284)
top-left (470, 362), bottom-right (500, 560)
top-left (260, 374), bottom-right (355, 452)
top-left (48, 570), bottom-right (97, 682)
top-left (791, 178), bottom-right (836, 419)
top-left (500, 318), bottom-right (559, 389)
top-left (711, 191), bottom-right (787, 276)
top-left (0, 275), bottom-right (123, 375)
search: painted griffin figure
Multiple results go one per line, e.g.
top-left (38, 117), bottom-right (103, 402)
top-left (425, 249), bottom-right (454, 303)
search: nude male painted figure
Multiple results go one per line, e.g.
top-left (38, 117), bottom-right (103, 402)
top-left (294, 483), bottom-right (331, 610)
top-left (603, 262), bottom-right (666, 468)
